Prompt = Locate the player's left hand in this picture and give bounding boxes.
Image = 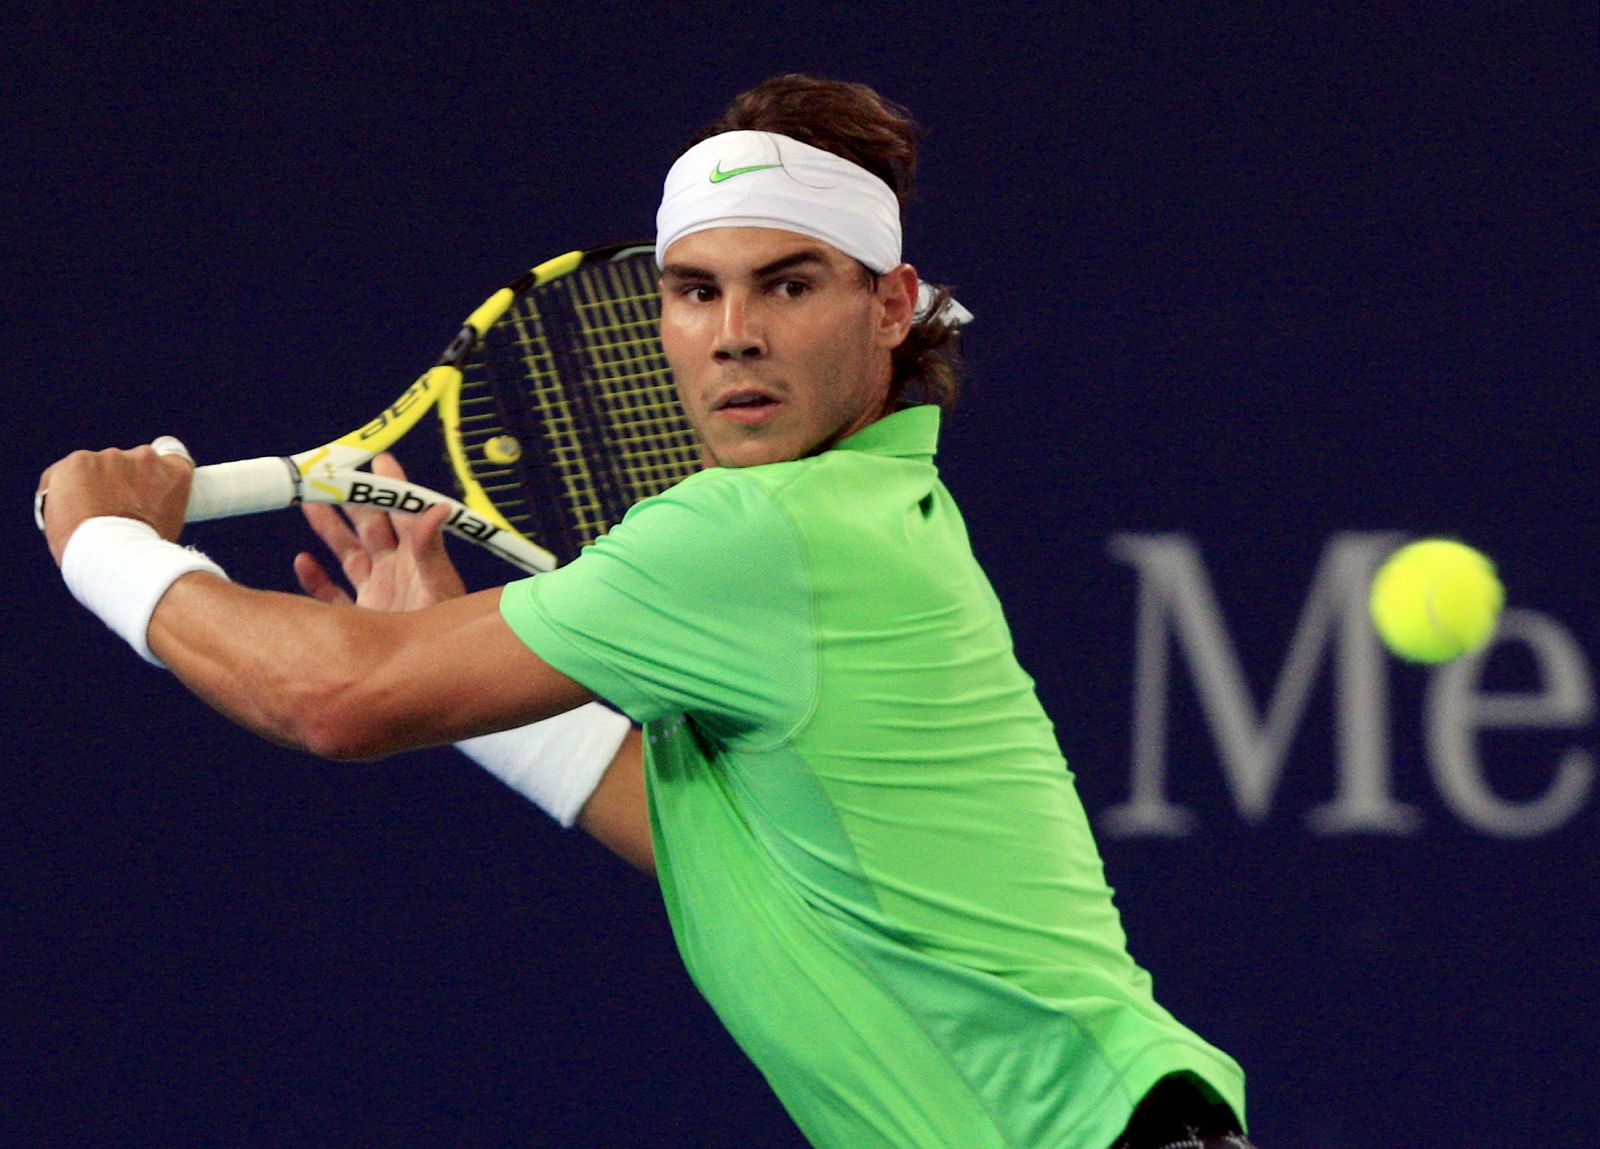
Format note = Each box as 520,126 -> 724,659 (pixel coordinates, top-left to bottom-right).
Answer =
36,437 -> 196,565
293,452 -> 467,611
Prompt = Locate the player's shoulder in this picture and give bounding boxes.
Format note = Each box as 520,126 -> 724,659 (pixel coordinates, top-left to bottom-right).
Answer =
651,455 -> 819,508
599,462 -> 804,556
613,446 -> 903,560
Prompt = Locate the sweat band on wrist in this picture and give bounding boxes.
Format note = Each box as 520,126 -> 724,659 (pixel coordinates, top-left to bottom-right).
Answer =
455,702 -> 631,828
60,516 -> 229,667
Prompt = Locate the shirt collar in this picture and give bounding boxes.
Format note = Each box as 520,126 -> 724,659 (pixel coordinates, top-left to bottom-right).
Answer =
834,404 -> 941,461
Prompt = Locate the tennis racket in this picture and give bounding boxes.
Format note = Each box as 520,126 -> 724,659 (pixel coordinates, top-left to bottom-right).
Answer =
148,243 -> 698,572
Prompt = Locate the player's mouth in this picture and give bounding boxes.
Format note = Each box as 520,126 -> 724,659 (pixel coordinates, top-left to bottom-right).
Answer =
713,389 -> 781,424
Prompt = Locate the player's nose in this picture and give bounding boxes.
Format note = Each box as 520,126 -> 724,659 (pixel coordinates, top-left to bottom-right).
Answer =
713,292 -> 765,360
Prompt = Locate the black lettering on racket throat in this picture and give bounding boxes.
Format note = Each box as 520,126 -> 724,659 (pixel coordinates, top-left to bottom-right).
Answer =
346,481 -> 502,543
356,370 -> 448,443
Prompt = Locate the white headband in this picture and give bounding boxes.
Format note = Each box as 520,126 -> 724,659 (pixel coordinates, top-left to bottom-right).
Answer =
655,130 -> 901,272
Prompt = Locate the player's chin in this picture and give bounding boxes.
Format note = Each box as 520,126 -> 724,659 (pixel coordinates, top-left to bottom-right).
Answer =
703,431 -> 802,470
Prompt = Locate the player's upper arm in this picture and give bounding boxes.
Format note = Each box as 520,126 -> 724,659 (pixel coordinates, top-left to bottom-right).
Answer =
498,471 -> 817,743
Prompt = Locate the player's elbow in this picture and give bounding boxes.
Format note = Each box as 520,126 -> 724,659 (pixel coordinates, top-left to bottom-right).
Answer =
295,715 -> 389,762
272,675 -> 413,762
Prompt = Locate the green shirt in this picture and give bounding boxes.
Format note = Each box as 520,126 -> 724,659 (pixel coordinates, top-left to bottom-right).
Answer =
500,406 -> 1245,1148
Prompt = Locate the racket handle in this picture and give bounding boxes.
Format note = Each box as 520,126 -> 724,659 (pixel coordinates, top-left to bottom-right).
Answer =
185,457 -> 299,522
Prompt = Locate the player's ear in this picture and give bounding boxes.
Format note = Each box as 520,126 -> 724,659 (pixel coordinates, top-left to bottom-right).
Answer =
874,263 -> 919,349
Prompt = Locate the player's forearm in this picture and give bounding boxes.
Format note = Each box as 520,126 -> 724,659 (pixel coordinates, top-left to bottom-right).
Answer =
148,575 -> 531,759
574,729 -> 655,872
147,573 -> 414,756
55,510 -> 600,764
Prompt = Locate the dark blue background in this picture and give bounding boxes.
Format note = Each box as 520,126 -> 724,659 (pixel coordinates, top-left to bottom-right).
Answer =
5,5 -> 1595,1146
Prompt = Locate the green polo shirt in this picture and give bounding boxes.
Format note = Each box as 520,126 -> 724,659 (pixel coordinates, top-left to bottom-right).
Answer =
500,405 -> 1245,1148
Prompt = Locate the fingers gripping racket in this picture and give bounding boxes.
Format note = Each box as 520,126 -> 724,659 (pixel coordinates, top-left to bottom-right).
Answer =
180,243 -> 698,572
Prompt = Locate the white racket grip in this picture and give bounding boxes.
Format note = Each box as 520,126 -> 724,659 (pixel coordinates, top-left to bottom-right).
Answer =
185,457 -> 299,522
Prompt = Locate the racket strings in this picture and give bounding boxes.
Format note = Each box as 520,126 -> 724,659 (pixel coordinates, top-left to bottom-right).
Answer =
455,250 -> 698,563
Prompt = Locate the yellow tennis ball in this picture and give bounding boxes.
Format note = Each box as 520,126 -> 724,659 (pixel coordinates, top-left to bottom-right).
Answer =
1369,539 -> 1504,664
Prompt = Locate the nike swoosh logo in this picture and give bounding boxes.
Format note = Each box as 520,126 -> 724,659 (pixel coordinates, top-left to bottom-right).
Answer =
709,161 -> 783,183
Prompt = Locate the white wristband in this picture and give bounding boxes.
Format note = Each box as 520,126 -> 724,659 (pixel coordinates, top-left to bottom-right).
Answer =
60,516 -> 229,667
456,703 -> 632,827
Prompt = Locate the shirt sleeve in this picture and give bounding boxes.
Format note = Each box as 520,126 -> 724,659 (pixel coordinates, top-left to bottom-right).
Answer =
498,469 -> 818,747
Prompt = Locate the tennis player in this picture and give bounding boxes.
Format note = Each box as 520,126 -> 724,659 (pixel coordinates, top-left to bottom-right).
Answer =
39,75 -> 1254,1149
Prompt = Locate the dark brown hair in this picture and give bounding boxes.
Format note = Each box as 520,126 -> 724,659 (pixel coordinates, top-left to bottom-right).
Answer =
690,74 -> 964,410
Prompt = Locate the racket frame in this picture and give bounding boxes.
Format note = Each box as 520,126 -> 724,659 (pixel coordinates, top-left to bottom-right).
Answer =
183,248 -> 624,574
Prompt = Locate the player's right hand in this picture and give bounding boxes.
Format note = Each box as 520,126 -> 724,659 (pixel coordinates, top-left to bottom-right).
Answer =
36,438 -> 196,565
